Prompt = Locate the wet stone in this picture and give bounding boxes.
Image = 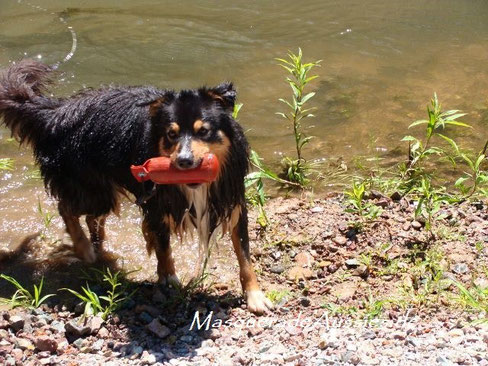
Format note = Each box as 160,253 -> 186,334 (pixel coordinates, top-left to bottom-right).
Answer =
269,265 -> 285,274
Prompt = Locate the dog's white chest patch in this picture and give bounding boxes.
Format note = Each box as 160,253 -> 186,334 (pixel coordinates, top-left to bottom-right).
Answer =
180,184 -> 210,245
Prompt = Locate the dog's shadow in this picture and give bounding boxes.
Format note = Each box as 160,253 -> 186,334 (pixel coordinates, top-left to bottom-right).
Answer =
0,234 -> 243,363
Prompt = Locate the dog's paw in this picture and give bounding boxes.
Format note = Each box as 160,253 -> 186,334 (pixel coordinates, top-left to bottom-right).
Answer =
159,274 -> 182,289
246,290 -> 274,315
82,246 -> 97,263
74,243 -> 97,263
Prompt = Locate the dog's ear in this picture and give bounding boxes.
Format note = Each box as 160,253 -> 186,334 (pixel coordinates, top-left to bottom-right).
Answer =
207,82 -> 236,111
138,92 -> 174,118
148,98 -> 165,118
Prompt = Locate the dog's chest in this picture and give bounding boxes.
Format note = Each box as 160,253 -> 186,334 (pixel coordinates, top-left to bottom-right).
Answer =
179,185 -> 210,243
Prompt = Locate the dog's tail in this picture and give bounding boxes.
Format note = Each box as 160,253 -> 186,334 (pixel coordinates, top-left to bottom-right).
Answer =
0,60 -> 56,144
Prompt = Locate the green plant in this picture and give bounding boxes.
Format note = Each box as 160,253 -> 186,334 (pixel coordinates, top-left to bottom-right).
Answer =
0,158 -> 14,171
245,152 -> 269,228
344,180 -> 382,223
362,292 -> 389,320
321,302 -> 358,317
245,150 -> 298,228
402,93 -> 470,180
0,274 -> 55,308
413,177 -> 451,236
37,198 -> 56,231
455,141 -> 488,198
266,289 -> 291,305
404,245 -> 448,306
276,48 -> 321,187
62,268 -> 136,320
451,280 -> 488,323
475,241 -> 485,255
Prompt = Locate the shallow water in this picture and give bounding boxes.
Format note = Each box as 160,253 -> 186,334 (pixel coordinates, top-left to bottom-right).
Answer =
0,0 -> 487,278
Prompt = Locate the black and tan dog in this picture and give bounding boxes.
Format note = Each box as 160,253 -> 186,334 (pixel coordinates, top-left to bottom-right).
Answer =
0,60 -> 273,314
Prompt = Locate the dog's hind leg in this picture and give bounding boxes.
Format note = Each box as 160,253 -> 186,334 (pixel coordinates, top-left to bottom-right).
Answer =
142,216 -> 181,288
86,215 -> 107,250
59,204 -> 96,263
231,207 -> 273,314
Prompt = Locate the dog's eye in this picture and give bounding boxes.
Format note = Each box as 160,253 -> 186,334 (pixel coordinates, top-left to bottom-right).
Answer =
197,127 -> 210,137
167,130 -> 178,140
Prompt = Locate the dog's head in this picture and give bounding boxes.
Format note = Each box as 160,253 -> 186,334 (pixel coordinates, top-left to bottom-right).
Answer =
149,83 -> 237,180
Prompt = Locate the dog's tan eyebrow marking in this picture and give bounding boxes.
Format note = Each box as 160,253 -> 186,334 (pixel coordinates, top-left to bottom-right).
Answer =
193,120 -> 210,134
167,122 -> 180,134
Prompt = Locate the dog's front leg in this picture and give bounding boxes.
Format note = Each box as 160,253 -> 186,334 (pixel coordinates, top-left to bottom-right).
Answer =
231,207 -> 273,314
142,215 -> 181,288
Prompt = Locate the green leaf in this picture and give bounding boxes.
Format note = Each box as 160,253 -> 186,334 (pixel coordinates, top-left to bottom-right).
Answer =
401,135 -> 418,142
301,92 -> 315,104
443,120 -> 472,128
436,133 -> 459,153
415,197 -> 425,217
443,112 -> 467,121
474,154 -> 485,170
408,120 -> 428,128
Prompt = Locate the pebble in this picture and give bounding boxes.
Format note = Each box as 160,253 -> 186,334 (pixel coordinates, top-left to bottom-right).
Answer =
98,326 -> 110,338
16,337 -> 34,350
11,348 -> 23,362
146,319 -> 171,338
50,320 -> 65,333
300,297 -> 311,307
92,339 -> 104,352
392,331 -> 406,340
73,338 -> 84,349
323,230 -> 334,239
8,315 -> 24,332
287,266 -> 314,280
139,312 -> 154,324
333,236 -> 347,245
411,221 -> 422,230
452,263 -> 469,274
345,258 -> 360,268
65,320 -> 91,338
295,251 -> 314,267
269,265 -> 285,274
89,315 -> 105,333
35,337 -> 57,353
141,351 -> 157,365
271,251 -> 282,260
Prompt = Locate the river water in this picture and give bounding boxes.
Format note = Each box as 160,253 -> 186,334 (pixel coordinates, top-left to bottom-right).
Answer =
0,0 -> 487,279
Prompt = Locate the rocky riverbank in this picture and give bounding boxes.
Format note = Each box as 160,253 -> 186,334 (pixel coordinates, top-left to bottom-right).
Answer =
0,194 -> 487,365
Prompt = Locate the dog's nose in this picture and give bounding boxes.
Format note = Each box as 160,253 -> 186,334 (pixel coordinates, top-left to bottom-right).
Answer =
175,156 -> 194,170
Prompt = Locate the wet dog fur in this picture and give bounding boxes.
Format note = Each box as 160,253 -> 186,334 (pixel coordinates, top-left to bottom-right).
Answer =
0,60 -> 273,314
